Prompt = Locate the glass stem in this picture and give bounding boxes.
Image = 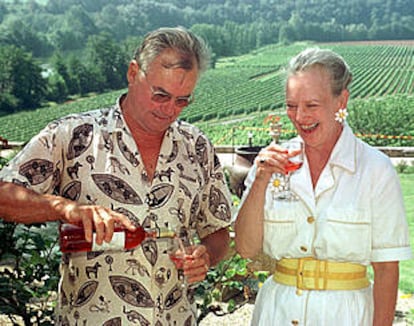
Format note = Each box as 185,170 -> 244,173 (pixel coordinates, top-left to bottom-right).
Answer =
285,172 -> 292,194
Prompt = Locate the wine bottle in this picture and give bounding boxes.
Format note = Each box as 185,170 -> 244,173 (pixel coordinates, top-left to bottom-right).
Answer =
59,223 -> 176,253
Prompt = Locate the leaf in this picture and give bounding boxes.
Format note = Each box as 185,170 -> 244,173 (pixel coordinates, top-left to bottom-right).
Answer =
227,299 -> 236,313
224,269 -> 236,279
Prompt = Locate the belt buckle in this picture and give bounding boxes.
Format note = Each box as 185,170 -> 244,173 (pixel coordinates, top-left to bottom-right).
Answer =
296,258 -> 327,292
296,259 -> 307,293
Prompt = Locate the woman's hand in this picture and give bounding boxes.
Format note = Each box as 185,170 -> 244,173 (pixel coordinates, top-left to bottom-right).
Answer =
255,143 -> 290,181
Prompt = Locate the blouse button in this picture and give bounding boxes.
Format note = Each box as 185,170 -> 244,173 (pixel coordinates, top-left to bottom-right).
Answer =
300,246 -> 308,252
291,319 -> 300,325
307,216 -> 315,223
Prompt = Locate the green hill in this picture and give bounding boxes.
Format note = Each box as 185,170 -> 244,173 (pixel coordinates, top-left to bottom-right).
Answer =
1,42 -> 414,147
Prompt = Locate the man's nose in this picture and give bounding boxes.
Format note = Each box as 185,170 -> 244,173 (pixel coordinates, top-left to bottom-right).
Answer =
160,100 -> 177,116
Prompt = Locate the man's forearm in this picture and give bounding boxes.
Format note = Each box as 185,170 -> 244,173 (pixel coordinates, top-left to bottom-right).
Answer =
201,227 -> 230,266
0,181 -> 61,223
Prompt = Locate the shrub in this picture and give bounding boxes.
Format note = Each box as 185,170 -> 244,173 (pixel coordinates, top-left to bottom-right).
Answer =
0,222 -> 61,325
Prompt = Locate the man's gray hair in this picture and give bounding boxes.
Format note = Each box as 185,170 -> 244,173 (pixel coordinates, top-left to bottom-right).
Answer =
286,47 -> 353,96
134,26 -> 210,76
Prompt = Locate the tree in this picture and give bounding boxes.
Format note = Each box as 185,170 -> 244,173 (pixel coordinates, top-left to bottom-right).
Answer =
0,48 -> 17,115
68,55 -> 102,95
0,45 -> 47,114
52,53 -> 78,96
118,3 -> 149,38
0,20 -> 52,57
191,24 -> 231,58
278,23 -> 296,45
86,32 -> 128,91
0,3 -> 8,23
46,73 -> 68,103
49,5 -> 98,52
81,0 -> 112,13
96,4 -> 130,40
345,24 -> 368,41
288,11 -> 305,41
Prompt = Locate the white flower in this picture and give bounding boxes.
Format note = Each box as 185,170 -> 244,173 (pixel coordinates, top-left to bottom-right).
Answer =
335,108 -> 348,123
270,174 -> 286,193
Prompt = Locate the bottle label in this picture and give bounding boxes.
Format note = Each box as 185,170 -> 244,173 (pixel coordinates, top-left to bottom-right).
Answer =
92,232 -> 125,251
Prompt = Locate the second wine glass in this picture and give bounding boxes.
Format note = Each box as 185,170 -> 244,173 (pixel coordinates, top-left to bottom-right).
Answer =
167,235 -> 194,291
271,140 -> 304,201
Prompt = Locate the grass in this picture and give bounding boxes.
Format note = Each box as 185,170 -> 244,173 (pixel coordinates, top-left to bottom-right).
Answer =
398,173 -> 414,293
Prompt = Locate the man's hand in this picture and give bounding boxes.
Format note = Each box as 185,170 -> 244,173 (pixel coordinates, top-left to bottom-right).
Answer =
183,244 -> 211,283
50,195 -> 136,245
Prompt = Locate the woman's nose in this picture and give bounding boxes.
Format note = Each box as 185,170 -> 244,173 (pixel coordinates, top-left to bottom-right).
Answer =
295,105 -> 307,122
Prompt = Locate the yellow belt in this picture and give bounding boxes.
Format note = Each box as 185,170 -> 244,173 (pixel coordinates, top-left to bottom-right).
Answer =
273,258 -> 370,293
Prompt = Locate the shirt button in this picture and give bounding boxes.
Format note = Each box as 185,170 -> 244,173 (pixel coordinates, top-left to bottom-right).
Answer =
307,216 -> 315,223
300,246 -> 307,252
291,319 -> 300,325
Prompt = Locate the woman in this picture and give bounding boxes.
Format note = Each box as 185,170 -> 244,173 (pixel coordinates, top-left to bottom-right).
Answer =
235,48 -> 412,325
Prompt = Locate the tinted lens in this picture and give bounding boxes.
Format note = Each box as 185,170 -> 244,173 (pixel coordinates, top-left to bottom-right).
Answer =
150,87 -> 193,108
175,97 -> 192,108
151,92 -> 171,103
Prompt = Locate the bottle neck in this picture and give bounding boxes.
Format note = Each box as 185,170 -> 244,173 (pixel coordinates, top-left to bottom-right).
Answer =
146,227 -> 176,239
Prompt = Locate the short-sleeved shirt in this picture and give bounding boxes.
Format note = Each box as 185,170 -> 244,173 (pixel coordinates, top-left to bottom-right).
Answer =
0,96 -> 232,325
244,124 -> 412,264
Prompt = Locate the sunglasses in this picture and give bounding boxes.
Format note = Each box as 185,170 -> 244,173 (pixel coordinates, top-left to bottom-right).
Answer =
143,72 -> 194,108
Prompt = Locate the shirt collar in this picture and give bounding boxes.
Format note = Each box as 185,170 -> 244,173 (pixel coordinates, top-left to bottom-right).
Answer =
328,122 -> 357,173
109,93 -> 128,133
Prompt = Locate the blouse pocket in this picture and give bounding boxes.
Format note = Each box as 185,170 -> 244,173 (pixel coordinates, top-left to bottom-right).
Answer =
262,203 -> 299,258
315,207 -> 371,262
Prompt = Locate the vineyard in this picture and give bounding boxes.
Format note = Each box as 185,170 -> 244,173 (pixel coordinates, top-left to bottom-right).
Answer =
1,42 -> 414,147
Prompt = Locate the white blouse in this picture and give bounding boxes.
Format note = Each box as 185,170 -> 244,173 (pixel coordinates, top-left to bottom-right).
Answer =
238,124 -> 412,325
241,124 -> 412,265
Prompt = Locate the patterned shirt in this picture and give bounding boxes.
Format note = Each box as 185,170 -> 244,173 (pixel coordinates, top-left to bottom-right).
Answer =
0,95 -> 232,325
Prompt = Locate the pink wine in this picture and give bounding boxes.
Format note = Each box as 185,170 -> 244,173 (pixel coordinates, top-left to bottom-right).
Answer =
169,254 -> 194,270
285,161 -> 303,174
59,223 -> 175,253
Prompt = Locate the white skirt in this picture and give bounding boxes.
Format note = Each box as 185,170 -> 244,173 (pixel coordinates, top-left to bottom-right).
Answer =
251,277 -> 373,326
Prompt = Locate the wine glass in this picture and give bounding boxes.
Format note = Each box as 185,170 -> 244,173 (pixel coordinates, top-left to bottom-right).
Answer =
271,140 -> 304,201
167,235 -> 195,291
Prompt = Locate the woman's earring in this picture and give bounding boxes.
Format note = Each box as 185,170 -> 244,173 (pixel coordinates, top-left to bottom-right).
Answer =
335,108 -> 348,124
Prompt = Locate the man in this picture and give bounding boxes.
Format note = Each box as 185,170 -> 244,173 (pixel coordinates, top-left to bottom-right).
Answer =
0,27 -> 232,325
